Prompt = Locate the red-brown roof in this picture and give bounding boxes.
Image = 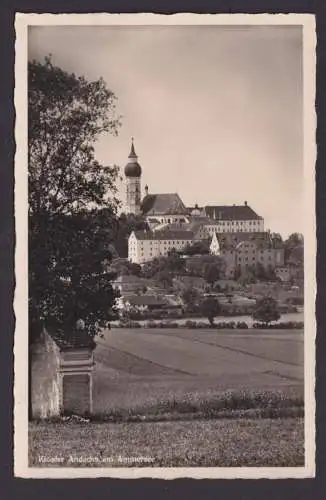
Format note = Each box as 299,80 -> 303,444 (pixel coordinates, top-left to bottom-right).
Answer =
204,204 -> 262,221
133,230 -> 194,241
141,193 -> 188,215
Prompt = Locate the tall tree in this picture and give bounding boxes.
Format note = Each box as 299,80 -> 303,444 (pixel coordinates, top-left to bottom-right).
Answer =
252,296 -> 281,326
114,213 -> 149,258
107,258 -> 142,277
29,56 -> 121,216
284,233 -> 304,263
201,297 -> 220,326
186,254 -> 225,278
183,240 -> 210,256
270,233 -> 283,247
181,287 -> 200,313
203,262 -> 221,286
142,250 -> 185,279
28,56 -> 121,348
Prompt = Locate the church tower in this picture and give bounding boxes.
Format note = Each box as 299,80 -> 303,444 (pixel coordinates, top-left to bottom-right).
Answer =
124,138 -> 142,215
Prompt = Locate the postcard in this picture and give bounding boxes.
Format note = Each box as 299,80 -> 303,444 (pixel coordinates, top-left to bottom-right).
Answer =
14,13 -> 316,479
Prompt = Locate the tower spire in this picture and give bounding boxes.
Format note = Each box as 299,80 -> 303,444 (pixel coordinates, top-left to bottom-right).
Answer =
124,137 -> 142,215
129,136 -> 137,160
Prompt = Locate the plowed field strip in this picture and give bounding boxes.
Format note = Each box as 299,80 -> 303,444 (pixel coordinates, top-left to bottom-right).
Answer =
153,332 -> 301,367
96,340 -> 192,376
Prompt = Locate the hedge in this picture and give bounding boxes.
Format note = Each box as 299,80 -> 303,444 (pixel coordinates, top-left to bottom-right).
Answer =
113,320 -> 304,330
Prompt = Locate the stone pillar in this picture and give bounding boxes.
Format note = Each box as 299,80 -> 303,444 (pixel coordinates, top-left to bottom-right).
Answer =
31,330 -> 61,419
59,347 -> 94,416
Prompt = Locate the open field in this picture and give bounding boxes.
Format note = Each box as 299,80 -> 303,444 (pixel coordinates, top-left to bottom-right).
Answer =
29,417 -> 304,467
93,328 -> 304,412
29,328 -> 304,467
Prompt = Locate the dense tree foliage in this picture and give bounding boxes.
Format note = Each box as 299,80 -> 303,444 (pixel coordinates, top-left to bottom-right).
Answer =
181,287 -> 200,312
183,240 -> 210,256
29,56 -> 121,348
252,296 -> 281,326
185,254 -> 225,279
203,263 -> 221,286
29,56 -> 121,216
234,263 -> 277,285
30,210 -> 120,341
114,213 -> 149,257
201,297 -> 221,326
270,232 -> 283,246
142,249 -> 185,279
107,257 -> 142,277
284,233 -> 304,263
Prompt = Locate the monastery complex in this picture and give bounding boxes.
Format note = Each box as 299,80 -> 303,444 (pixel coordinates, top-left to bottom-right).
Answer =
124,139 -> 284,277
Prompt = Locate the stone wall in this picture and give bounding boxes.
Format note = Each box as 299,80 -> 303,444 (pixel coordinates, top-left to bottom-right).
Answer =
31,330 -> 61,419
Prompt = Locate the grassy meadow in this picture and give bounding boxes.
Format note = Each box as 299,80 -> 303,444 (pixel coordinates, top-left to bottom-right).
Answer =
29,327 -> 305,467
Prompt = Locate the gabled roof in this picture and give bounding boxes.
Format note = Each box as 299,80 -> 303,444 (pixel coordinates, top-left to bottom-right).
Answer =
124,295 -> 168,307
133,230 -> 194,241
188,216 -> 218,225
217,231 -> 270,250
141,193 -> 188,215
204,204 -> 262,221
152,219 -> 219,236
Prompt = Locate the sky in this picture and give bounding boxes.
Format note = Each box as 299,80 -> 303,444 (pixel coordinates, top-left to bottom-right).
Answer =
28,24 -> 303,237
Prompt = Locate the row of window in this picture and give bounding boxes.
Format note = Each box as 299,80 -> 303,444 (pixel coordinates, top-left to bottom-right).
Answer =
211,220 -> 262,225
137,240 -> 187,247
238,256 -> 273,262
238,263 -> 274,269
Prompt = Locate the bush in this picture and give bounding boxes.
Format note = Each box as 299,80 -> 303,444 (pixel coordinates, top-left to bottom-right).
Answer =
116,320 -> 141,329
236,321 -> 249,329
180,320 -> 251,329
252,296 -> 281,325
185,320 -> 197,328
252,321 -> 304,329
145,321 -> 158,328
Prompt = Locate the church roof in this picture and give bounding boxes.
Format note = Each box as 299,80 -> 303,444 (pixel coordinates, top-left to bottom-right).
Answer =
125,138 -> 142,177
128,141 -> 137,159
204,204 -> 262,221
141,193 -> 188,216
125,162 -> 142,177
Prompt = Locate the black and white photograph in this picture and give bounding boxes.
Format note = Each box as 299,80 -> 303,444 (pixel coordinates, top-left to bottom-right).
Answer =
14,13 -> 316,478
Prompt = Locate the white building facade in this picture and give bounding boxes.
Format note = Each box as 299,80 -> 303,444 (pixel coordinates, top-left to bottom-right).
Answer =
204,203 -> 264,233
209,232 -> 221,256
128,230 -> 194,264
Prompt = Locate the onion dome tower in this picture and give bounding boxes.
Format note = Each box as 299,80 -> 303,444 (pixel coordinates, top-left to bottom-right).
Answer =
124,137 -> 142,215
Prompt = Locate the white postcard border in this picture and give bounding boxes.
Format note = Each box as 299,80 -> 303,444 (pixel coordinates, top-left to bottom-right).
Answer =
14,12 -> 316,479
